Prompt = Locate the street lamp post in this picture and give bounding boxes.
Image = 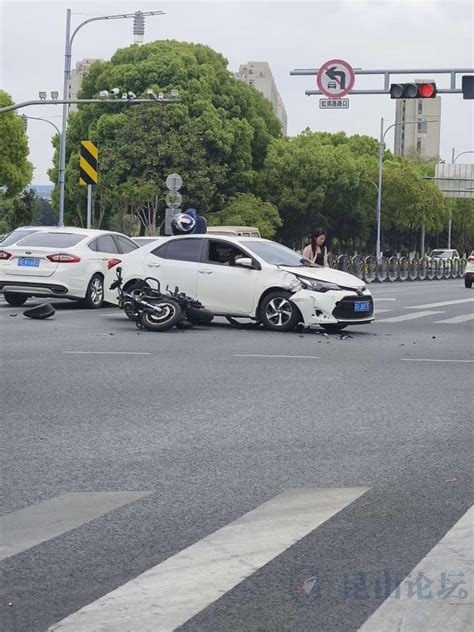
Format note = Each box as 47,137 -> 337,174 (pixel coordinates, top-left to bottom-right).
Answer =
453,150 -> 474,163
376,117 -> 436,259
57,8 -> 165,227
22,115 -> 62,194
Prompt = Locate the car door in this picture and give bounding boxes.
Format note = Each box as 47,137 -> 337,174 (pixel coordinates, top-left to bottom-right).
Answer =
144,238 -> 204,296
196,239 -> 259,315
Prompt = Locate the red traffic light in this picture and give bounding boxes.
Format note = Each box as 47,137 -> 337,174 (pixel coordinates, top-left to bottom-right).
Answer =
419,83 -> 435,98
390,82 -> 437,99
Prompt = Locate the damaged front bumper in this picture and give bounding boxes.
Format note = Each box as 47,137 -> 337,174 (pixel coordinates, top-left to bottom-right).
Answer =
290,289 -> 374,327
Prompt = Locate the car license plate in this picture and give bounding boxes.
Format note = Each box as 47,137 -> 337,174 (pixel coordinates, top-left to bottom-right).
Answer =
354,301 -> 370,313
18,258 -> 40,267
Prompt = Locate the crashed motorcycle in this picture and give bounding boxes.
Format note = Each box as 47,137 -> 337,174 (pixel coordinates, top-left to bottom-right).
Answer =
109,267 -> 213,332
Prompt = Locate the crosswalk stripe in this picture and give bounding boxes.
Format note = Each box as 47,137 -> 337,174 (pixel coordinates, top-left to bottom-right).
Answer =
0,492 -> 151,561
434,314 -> 474,324
49,487 -> 369,631
407,298 -> 474,309
358,506 -> 474,632
376,311 -> 443,323
374,309 -> 392,314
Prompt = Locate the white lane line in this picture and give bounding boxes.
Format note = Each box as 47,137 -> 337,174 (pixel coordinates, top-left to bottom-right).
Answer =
358,506 -> 474,632
373,298 -> 397,301
49,487 -> 369,632
233,354 -> 320,359
376,311 -> 443,323
0,492 -> 151,561
434,314 -> 474,324
63,351 -> 152,355
401,358 -> 474,364
407,298 -> 474,309
374,309 -> 392,314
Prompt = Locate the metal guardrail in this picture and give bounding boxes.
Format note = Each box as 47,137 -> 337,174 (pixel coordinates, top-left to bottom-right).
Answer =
329,256 -> 467,282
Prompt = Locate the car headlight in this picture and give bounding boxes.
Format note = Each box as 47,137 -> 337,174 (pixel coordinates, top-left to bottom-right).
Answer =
297,276 -> 342,292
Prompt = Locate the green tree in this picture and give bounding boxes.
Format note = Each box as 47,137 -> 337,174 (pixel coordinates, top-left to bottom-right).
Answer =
207,193 -> 282,239
0,91 -> 33,197
378,160 -> 445,253
258,131 -> 370,249
54,41 -> 281,229
0,188 -> 39,231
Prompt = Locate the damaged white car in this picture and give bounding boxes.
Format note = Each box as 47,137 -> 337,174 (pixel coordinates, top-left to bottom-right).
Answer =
104,235 -> 374,333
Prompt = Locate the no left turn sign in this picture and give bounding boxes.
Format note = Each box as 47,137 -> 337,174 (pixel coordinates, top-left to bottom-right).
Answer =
317,59 -> 355,98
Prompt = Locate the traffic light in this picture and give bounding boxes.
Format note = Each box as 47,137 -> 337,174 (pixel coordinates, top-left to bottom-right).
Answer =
462,75 -> 474,99
390,82 -> 437,99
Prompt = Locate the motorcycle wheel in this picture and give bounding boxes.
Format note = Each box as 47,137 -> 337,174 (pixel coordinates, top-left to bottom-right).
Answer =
185,304 -> 214,324
140,299 -> 183,332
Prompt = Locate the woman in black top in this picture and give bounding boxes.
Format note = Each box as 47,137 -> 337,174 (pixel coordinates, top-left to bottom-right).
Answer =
302,228 -> 328,266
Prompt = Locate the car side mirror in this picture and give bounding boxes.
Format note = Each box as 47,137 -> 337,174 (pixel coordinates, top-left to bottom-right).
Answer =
234,257 -> 254,268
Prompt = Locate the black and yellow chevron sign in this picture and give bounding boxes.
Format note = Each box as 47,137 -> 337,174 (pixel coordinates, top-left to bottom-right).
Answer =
79,140 -> 98,185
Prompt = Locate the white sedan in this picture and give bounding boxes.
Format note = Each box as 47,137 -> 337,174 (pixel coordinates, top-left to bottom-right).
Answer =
0,228 -> 139,308
105,235 -> 374,332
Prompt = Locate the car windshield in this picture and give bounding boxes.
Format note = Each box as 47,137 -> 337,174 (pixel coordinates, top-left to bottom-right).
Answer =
430,250 -> 452,257
0,229 -> 40,246
16,232 -> 86,247
240,240 -> 316,267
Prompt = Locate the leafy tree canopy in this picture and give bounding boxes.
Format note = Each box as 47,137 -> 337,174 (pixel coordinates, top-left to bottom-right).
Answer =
0,91 -> 33,196
56,41 -> 282,227
207,192 -> 282,239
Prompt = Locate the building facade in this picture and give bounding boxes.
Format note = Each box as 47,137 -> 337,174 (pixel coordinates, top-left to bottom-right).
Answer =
235,61 -> 287,135
69,59 -> 102,112
394,79 -> 441,159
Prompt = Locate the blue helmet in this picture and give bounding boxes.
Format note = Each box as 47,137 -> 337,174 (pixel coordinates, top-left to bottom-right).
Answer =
171,212 -> 196,235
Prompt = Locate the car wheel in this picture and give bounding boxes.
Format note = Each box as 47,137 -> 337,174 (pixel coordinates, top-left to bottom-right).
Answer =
465,278 -> 472,288
83,274 -> 104,309
259,291 -> 301,332
4,292 -> 28,307
321,324 -> 347,334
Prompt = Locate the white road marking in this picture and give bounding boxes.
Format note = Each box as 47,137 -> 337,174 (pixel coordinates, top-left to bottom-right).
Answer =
374,309 -> 392,314
434,314 -> 474,324
407,298 -> 474,309
63,351 -> 152,355
373,298 -> 397,301
233,354 -> 320,359
49,487 -> 369,632
358,506 -> 474,632
401,358 -> 474,364
376,311 -> 443,323
0,492 -> 151,561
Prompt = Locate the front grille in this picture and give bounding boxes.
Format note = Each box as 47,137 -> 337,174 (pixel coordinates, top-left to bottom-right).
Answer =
332,296 -> 374,320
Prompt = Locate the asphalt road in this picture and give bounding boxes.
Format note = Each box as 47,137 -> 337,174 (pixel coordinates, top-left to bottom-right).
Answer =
1,279 -> 473,632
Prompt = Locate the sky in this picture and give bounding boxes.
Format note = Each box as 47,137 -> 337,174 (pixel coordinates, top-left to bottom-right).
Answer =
1,0 -> 473,184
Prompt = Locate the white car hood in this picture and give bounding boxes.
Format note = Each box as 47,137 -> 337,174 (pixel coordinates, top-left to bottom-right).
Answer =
279,265 -> 364,289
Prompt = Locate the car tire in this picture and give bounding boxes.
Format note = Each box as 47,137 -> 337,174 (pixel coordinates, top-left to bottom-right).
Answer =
465,278 -> 472,288
83,274 -> 104,309
3,292 -> 29,307
259,290 -> 302,332
321,324 -> 347,334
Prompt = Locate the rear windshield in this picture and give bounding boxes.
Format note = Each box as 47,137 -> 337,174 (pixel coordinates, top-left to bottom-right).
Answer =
0,229 -> 40,246
16,233 -> 86,247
